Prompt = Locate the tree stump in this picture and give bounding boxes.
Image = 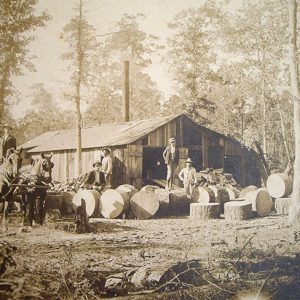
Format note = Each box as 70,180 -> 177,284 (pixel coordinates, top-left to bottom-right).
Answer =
243,188 -> 272,217
169,190 -> 191,215
191,186 -> 215,203
224,201 -> 252,221
100,189 -> 130,219
72,189 -> 101,217
190,203 -> 220,220
75,199 -> 90,233
275,197 -> 292,215
130,191 -> 160,219
267,173 -> 293,198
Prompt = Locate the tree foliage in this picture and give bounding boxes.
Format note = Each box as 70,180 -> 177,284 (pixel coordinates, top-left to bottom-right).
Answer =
0,0 -> 50,120
84,14 -> 163,125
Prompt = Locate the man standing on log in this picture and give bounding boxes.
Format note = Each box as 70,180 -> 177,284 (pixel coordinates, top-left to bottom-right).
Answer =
178,158 -> 197,197
163,137 -> 179,190
0,123 -> 16,160
81,160 -> 105,193
101,148 -> 113,188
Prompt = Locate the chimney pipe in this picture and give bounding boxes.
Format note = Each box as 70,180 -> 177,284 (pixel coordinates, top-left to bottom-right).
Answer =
122,61 -> 129,122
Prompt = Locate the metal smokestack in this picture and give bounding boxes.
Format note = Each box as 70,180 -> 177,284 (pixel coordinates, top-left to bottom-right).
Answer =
122,61 -> 129,122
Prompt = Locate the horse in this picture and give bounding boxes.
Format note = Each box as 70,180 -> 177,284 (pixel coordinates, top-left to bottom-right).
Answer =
20,152 -> 54,227
0,149 -> 23,231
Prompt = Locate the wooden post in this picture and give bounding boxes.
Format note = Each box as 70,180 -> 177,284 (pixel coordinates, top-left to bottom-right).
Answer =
202,134 -> 208,168
122,61 -> 129,122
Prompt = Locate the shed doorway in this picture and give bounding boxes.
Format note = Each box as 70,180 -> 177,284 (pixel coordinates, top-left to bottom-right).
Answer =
143,147 -> 167,181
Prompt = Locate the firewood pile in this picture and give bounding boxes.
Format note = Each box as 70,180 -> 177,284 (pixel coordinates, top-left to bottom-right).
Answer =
195,168 -> 241,191
50,173 -> 89,192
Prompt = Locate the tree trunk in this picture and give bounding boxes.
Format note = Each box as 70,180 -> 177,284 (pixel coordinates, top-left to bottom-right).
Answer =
72,189 -> 101,217
288,0 -> 300,224
266,173 -> 293,198
190,203 -> 220,220
224,201 -> 252,221
76,0 -> 83,176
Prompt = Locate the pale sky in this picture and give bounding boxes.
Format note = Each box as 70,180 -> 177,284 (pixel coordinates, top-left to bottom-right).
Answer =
12,0 -> 241,119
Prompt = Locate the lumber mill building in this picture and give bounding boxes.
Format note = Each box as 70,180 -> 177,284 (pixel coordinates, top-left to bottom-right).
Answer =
19,113 -> 261,189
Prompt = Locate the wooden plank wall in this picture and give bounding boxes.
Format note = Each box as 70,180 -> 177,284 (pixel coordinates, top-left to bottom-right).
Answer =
224,139 -> 242,156
30,147 -> 126,186
127,144 -> 143,189
148,120 -> 177,147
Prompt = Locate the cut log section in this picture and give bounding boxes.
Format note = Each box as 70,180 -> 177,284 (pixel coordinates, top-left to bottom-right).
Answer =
61,191 -> 75,215
190,203 -> 220,220
45,194 -> 63,211
225,187 -> 238,201
239,185 -> 258,199
192,186 -> 215,203
208,185 -> 230,212
100,189 -> 130,219
115,184 -> 138,199
274,197 -> 292,215
169,190 -> 191,215
267,173 -> 293,198
72,189 -> 101,217
224,201 -> 252,221
243,188 -> 272,217
140,185 -> 160,193
130,191 -> 160,219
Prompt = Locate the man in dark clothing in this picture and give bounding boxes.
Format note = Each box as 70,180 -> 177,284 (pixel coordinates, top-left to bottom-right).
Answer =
0,124 -> 16,159
163,137 -> 179,190
81,161 -> 105,193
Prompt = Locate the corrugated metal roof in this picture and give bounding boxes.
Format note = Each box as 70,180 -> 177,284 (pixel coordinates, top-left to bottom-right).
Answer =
26,114 -> 181,153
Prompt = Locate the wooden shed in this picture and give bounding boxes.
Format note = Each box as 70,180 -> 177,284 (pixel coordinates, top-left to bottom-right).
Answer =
19,114 -> 261,189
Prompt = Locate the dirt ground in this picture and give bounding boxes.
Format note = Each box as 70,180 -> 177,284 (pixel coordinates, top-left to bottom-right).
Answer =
1,212 -> 300,300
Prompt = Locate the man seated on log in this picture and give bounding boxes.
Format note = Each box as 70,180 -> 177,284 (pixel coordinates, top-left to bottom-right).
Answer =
178,158 -> 197,198
81,160 -> 105,193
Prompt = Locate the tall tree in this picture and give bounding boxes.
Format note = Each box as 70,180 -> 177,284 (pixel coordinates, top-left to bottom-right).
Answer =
0,0 -> 50,120
62,0 -> 97,175
85,14 -> 163,124
165,2 -> 225,124
288,0 -> 300,224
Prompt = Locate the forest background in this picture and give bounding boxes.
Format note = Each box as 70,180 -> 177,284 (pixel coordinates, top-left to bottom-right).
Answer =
0,0 -> 296,172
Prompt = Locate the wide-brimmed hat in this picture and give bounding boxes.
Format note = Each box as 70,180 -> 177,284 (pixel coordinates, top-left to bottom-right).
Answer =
186,158 -> 193,164
169,137 -> 176,143
3,123 -> 12,129
102,148 -> 111,153
93,160 -> 102,167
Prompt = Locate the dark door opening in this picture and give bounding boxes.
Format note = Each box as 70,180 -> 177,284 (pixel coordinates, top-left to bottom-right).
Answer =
224,155 -> 241,183
188,149 -> 202,172
143,147 -> 166,182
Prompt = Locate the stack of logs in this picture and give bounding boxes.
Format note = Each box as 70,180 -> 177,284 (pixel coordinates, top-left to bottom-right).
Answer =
46,169 -> 294,222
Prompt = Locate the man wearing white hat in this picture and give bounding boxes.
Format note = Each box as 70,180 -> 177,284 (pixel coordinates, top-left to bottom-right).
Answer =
163,137 -> 179,190
0,123 -> 16,159
178,158 -> 197,197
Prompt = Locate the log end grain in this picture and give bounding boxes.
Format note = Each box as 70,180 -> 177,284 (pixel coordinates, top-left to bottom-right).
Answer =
267,173 -> 293,198
224,201 -> 252,221
72,189 -> 101,217
190,203 -> 220,220
100,189 -> 125,219
130,191 -> 160,219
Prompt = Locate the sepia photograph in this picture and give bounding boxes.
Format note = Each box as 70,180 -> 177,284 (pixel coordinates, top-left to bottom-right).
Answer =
0,0 -> 300,299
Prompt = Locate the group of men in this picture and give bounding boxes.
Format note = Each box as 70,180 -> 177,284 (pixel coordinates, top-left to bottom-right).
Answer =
163,137 -> 197,197
81,148 -> 113,193
0,124 -> 16,161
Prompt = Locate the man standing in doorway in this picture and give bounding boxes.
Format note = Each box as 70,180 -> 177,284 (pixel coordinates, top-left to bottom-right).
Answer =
0,123 -> 16,159
163,137 -> 179,190
101,148 -> 113,188
178,158 -> 197,197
